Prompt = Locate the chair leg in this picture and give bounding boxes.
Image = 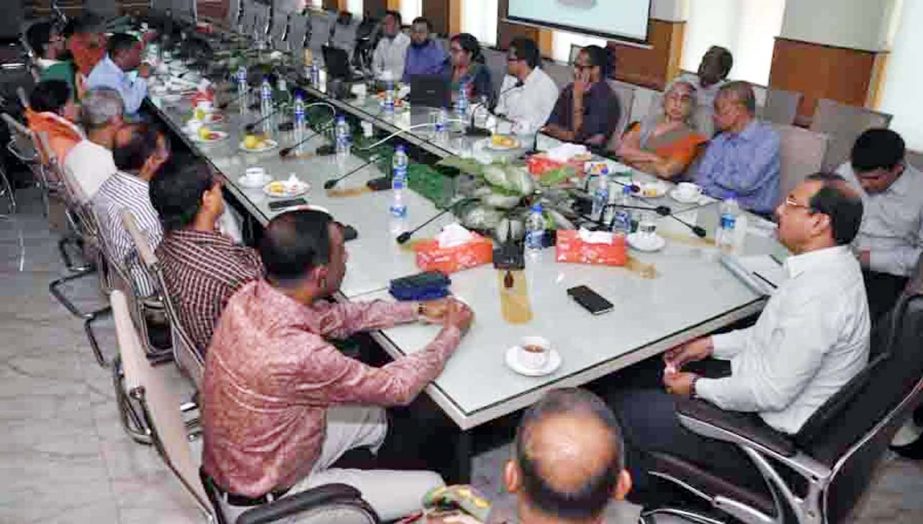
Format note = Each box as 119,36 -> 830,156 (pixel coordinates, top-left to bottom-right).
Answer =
57,235 -> 92,273
49,267 -> 98,319
85,306 -> 112,368
111,356 -> 153,446
0,164 -> 15,215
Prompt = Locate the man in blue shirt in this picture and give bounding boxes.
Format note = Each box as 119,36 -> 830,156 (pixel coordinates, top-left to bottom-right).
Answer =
696,81 -> 780,215
87,33 -> 150,116
402,17 -> 448,83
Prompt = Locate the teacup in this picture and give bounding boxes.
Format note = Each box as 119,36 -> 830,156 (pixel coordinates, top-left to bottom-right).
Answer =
196,100 -> 214,114
518,336 -> 551,371
244,167 -> 266,185
676,182 -> 702,200
186,119 -> 203,134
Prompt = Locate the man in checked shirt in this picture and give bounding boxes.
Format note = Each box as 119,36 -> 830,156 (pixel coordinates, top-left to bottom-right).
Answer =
201,209 -> 474,522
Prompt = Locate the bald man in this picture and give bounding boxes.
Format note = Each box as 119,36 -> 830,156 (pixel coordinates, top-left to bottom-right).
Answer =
496,388 -> 632,523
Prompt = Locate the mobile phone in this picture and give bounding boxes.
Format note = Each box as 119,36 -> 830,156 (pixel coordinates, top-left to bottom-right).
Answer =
567,285 -> 614,315
268,198 -> 307,211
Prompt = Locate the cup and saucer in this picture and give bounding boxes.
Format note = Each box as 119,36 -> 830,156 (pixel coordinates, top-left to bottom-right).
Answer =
670,182 -> 705,204
628,217 -> 666,252
505,336 -> 562,377
238,167 -> 272,189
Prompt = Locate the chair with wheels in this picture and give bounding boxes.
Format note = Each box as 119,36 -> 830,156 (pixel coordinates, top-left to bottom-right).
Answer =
642,265 -> 923,524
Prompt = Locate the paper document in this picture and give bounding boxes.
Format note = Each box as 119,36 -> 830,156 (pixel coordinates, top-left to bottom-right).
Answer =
719,254 -> 787,296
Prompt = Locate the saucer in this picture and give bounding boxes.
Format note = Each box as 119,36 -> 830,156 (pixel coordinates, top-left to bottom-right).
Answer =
238,174 -> 272,188
264,179 -> 309,198
669,189 -> 703,204
627,232 -> 666,252
640,182 -> 668,198
505,346 -> 562,377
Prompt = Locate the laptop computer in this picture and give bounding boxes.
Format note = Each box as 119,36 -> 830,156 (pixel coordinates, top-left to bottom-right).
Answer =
408,74 -> 451,109
322,45 -> 353,82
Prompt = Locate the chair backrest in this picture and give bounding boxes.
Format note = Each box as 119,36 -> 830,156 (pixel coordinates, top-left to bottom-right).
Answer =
809,98 -> 893,171
606,80 -> 635,145
542,60 -> 572,92
2,112 -> 38,165
270,12 -> 290,50
121,209 -> 205,389
770,123 -> 830,206
240,2 -> 260,33
906,149 -> 923,171
287,13 -> 309,55
793,261 -> 923,521
760,88 -> 802,126
330,17 -> 360,56
111,289 -> 213,519
483,48 -> 507,100
308,11 -> 334,66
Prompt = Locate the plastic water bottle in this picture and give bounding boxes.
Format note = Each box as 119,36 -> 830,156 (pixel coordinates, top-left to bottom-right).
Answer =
310,62 -> 320,88
259,77 -> 273,133
611,186 -> 635,234
293,95 -> 306,153
435,107 -> 448,143
276,77 -> 290,105
525,203 -> 545,255
455,81 -> 469,131
591,174 -> 610,223
390,145 -> 409,219
383,79 -> 395,117
717,193 -> 740,251
335,116 -> 351,163
236,66 -> 248,113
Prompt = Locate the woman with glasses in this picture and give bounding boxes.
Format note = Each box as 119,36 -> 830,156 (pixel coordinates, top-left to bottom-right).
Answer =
448,33 -> 494,107
615,80 -> 708,180
542,45 -> 620,147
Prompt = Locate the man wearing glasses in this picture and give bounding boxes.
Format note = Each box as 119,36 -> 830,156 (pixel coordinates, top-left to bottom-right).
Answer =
401,17 -> 448,83
610,174 -> 869,503
494,37 -> 559,135
837,129 -> 923,322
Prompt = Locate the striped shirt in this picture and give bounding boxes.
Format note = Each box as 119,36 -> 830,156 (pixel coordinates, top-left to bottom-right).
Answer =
92,172 -> 163,297
156,229 -> 263,354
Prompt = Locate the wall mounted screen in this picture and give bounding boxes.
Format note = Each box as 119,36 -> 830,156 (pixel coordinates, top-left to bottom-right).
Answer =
506,0 -> 652,43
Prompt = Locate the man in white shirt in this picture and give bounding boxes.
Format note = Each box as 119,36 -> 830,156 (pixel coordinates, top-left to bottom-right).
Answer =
493,37 -> 559,135
678,45 -> 733,137
86,33 -> 151,115
837,129 -> 923,321
372,11 -> 410,81
64,87 -> 125,202
611,173 -> 869,503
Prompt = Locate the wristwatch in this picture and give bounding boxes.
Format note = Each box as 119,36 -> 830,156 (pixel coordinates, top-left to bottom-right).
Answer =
416,302 -> 427,318
690,374 -> 701,399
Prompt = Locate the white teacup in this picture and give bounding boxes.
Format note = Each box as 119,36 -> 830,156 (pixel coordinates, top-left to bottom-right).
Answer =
186,119 -> 203,134
196,100 -> 214,113
518,336 -> 551,371
676,182 -> 702,200
244,167 -> 266,185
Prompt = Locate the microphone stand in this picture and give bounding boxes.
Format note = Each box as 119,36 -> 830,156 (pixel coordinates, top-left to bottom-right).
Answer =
323,155 -> 382,189
467,80 -> 524,137
278,119 -> 336,157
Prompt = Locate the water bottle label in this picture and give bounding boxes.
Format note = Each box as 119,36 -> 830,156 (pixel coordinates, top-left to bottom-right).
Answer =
526,230 -> 544,249
720,213 -> 737,231
389,204 -> 407,218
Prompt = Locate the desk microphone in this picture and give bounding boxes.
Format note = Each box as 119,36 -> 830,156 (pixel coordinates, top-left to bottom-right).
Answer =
466,79 -> 523,137
218,88 -> 250,110
396,197 -> 479,244
278,119 -> 336,158
244,105 -> 289,133
323,155 -> 382,189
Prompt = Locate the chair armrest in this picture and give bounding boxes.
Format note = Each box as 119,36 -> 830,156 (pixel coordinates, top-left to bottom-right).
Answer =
236,483 -> 376,524
675,397 -> 797,457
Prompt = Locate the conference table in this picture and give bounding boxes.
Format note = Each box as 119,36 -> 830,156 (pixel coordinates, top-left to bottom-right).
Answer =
146,53 -> 787,480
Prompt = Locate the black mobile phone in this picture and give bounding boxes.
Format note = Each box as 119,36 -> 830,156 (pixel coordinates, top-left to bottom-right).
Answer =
268,198 -> 307,211
567,285 -> 614,315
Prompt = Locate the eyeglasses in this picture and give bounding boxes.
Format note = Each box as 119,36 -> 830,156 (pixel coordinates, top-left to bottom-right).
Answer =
784,195 -> 815,213
573,63 -> 594,71
507,56 -> 524,63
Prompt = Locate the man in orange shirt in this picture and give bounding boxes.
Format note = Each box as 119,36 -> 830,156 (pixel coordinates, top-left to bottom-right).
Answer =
26,80 -> 84,165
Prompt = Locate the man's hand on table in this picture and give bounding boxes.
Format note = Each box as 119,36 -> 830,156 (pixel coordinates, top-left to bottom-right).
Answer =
663,371 -> 698,398
663,336 -> 713,371
138,63 -> 152,78
443,299 -> 474,335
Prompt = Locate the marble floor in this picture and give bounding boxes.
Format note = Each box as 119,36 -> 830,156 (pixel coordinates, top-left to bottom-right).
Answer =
2,187 -> 923,523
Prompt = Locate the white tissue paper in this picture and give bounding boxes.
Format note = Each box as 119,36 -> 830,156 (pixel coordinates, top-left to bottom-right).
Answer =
197,79 -> 211,93
437,223 -> 475,249
547,143 -> 589,163
578,228 -> 613,245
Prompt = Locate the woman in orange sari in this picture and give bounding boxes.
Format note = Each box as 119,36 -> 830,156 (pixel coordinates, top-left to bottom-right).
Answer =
26,80 -> 84,165
615,80 -> 707,180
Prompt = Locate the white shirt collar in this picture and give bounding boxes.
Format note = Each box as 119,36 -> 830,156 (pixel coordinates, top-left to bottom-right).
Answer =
785,245 -> 851,279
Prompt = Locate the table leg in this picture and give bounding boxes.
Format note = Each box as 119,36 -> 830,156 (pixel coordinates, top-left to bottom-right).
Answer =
448,429 -> 473,484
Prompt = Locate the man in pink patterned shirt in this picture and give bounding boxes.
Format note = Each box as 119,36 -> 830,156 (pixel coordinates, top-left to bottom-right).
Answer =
201,209 -> 473,521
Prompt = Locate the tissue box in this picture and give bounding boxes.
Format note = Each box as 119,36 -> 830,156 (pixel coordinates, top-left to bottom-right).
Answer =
526,154 -> 590,178
555,230 -> 627,266
414,234 -> 493,274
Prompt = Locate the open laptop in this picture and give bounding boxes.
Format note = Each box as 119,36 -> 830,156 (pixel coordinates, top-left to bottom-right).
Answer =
322,45 -> 353,82
408,74 -> 451,109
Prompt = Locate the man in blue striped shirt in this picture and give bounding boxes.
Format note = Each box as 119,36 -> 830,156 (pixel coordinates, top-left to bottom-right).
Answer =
86,33 -> 150,116
696,81 -> 781,215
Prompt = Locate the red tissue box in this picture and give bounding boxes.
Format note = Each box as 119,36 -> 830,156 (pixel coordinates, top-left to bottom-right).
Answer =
555,230 -> 627,267
414,234 -> 494,274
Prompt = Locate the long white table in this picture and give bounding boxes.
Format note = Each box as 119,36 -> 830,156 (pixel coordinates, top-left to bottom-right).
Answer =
147,57 -> 787,435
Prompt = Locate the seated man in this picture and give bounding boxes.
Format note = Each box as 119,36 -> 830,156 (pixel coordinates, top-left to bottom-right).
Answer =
63,12 -> 107,80
488,388 -> 632,523
402,17 -> 448,82
613,174 -> 869,503
678,45 -> 733,136
372,10 -> 410,81
494,37 -> 560,135
87,33 -> 151,115
26,79 -> 83,165
64,87 -> 125,202
93,125 -> 170,297
838,129 -> 923,321
149,163 -> 263,354
26,20 -> 75,93
543,45 -> 621,147
201,209 -> 474,522
695,81 -> 780,215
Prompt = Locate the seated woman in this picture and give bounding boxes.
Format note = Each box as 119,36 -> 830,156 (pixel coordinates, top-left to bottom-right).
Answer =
542,45 -> 620,147
615,80 -> 707,180
449,33 -> 493,106
26,79 -> 84,165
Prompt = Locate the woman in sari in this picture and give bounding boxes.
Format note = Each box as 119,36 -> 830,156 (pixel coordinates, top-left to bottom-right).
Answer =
615,80 -> 707,180
26,79 -> 84,165
449,33 -> 493,106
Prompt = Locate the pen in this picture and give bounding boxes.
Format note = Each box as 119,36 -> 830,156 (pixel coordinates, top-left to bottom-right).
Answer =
752,271 -> 778,290
769,254 -> 783,266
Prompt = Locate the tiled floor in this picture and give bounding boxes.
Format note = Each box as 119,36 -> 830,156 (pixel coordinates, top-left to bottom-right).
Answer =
2,188 -> 923,523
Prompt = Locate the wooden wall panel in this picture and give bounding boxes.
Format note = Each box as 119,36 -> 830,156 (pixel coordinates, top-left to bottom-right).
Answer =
196,0 -> 227,22
495,0 -> 550,54
609,19 -> 684,90
363,0 -> 389,19
423,0 -> 450,36
323,0 -> 338,11
769,37 -> 880,119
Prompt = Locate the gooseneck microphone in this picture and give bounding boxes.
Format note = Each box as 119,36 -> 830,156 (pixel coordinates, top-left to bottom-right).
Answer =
466,79 -> 524,137
278,119 -> 337,158
395,198 -> 479,244
323,155 -> 382,189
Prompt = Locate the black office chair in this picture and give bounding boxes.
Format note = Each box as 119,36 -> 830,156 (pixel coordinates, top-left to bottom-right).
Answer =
642,256 -> 923,524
